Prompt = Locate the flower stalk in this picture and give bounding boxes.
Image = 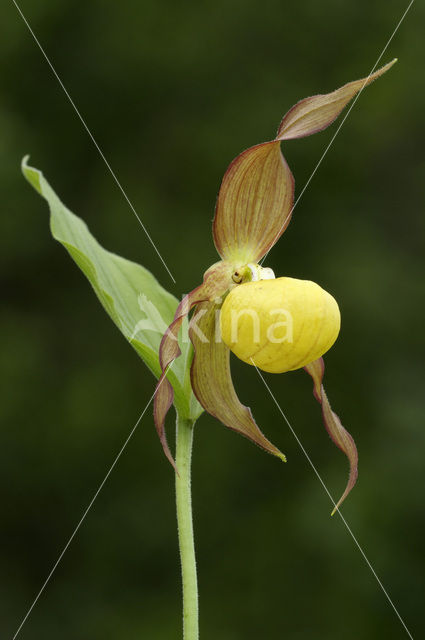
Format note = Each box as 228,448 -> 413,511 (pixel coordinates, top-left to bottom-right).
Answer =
175,414 -> 199,640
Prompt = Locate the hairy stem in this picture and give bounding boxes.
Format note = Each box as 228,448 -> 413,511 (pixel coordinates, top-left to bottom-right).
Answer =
175,414 -> 198,639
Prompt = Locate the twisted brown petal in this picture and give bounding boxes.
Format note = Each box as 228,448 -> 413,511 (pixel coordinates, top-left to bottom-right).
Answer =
304,357 -> 358,515
213,141 -> 294,263
277,59 -> 397,140
190,300 -> 286,461
154,262 -> 233,465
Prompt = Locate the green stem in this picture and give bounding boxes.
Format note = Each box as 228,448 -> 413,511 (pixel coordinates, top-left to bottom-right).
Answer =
175,413 -> 198,640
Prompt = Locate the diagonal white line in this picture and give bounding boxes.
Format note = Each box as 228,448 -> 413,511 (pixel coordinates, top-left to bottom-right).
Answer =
10,382 -> 161,640
253,363 -> 414,640
261,0 -> 415,266
11,0 -> 176,284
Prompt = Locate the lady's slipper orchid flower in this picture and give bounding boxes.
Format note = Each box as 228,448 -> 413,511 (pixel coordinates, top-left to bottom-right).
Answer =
155,59 -> 396,513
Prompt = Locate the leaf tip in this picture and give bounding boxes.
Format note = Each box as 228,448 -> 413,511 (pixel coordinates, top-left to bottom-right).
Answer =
21,155 -> 43,195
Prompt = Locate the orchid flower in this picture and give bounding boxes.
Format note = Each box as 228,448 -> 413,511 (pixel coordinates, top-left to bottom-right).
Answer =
155,59 -> 396,514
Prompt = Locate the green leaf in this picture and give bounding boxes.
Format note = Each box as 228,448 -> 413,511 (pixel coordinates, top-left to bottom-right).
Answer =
22,156 -> 202,420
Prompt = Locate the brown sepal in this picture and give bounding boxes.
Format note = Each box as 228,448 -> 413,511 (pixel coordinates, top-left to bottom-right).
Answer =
190,300 -> 286,461
213,141 -> 294,263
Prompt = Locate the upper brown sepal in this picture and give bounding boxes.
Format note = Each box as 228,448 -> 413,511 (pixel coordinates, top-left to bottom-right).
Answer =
213,141 -> 294,263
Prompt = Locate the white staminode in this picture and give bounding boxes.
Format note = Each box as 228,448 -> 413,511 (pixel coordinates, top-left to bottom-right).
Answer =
247,263 -> 276,282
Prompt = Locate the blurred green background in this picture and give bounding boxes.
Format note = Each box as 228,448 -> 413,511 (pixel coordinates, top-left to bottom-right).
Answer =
1,1 -> 424,638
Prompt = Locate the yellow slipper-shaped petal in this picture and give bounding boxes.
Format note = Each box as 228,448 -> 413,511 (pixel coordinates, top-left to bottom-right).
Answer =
220,277 -> 340,373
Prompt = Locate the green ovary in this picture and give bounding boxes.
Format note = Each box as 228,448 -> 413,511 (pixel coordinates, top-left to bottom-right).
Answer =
220,277 -> 340,373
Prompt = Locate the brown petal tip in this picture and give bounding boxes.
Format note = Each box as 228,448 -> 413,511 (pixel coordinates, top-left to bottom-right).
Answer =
305,358 -> 358,515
